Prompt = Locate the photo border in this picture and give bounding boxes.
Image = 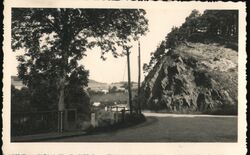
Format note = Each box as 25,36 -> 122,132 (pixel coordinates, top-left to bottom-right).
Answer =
3,1 -> 247,155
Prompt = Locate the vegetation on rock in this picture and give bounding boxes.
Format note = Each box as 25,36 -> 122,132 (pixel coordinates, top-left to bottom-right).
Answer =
141,10 -> 238,115
144,10 -> 238,74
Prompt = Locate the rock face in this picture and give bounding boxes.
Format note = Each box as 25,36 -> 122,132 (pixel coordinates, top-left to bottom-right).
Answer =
141,43 -> 238,115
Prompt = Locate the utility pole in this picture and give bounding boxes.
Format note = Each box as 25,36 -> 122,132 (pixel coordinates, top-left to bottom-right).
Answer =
126,47 -> 133,114
137,41 -> 141,114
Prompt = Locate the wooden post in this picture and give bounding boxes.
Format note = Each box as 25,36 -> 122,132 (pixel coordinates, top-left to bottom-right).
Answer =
60,111 -> 63,132
91,113 -> 96,127
138,41 -> 142,114
57,112 -> 60,132
75,109 -> 77,123
122,108 -> 125,122
64,109 -> 68,130
126,47 -> 133,114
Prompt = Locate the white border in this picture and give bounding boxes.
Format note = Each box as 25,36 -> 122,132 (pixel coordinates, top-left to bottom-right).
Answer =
3,1 -> 247,155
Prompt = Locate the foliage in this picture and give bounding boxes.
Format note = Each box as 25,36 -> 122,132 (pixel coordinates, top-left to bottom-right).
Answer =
143,10 -> 238,74
143,63 -> 150,75
11,85 -> 32,112
65,82 -> 91,114
124,113 -> 146,124
12,8 -> 149,112
121,82 -> 132,89
90,90 -> 137,103
87,88 -> 106,95
208,104 -> 237,115
109,86 -> 118,93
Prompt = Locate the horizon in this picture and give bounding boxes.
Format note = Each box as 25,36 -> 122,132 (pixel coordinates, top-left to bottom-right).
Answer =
11,75 -> 139,85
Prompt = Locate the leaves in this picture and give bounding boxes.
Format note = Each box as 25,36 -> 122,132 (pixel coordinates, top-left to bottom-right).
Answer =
12,8 -> 148,111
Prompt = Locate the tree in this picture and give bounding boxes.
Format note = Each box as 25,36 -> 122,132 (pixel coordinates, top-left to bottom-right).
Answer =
143,63 -> 150,75
167,26 -> 182,48
121,82 -> 130,90
201,10 -> 238,40
183,9 -> 201,36
144,9 -> 238,80
109,86 -> 118,93
65,80 -> 91,118
12,8 -> 149,113
11,85 -> 32,112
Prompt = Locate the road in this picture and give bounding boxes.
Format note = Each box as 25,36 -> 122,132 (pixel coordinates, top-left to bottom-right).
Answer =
46,112 -> 237,142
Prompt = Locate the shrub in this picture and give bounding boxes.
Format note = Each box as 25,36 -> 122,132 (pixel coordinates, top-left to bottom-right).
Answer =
205,104 -> 237,115
124,113 -> 146,124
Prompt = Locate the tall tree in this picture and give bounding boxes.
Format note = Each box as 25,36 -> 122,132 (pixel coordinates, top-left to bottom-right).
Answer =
12,8 -> 149,113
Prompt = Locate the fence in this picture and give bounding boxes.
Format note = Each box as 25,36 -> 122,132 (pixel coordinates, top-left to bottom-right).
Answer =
11,109 -> 77,136
91,105 -> 129,128
106,105 -> 127,112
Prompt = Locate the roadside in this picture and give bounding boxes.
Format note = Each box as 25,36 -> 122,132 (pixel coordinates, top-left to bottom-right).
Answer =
143,111 -> 238,118
11,130 -> 87,142
11,113 -> 146,142
12,112 -> 237,142
44,112 -> 237,142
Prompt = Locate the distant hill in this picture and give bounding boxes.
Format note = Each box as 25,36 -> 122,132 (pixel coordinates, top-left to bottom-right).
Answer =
88,80 -> 138,91
110,81 -> 138,90
11,76 -> 109,91
11,76 -> 137,92
88,79 -> 109,91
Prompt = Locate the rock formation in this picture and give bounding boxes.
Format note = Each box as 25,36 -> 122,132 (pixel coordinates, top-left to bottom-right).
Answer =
141,43 -> 238,115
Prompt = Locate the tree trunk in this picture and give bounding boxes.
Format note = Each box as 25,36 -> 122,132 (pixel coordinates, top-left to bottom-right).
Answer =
58,76 -> 66,132
58,77 -> 66,111
58,9 -> 71,132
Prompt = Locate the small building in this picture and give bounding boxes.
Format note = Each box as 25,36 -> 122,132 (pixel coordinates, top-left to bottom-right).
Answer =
11,76 -> 26,90
93,102 -> 101,107
101,89 -> 109,94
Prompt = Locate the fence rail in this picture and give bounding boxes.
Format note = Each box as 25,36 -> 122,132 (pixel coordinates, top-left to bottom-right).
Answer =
11,109 -> 77,136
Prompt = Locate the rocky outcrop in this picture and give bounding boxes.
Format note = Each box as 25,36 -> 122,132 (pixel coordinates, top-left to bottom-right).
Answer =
141,43 -> 238,115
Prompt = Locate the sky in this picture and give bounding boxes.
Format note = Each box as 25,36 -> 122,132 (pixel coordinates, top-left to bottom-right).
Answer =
10,8 -> 204,84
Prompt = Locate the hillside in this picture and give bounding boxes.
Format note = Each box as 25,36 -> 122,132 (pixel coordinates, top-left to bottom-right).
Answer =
141,42 -> 238,115
110,81 -> 138,90
87,79 -> 109,91
90,90 -> 137,103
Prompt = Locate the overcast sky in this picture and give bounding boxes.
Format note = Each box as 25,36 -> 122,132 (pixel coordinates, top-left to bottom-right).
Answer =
81,8 -> 204,83
10,8 -> 204,83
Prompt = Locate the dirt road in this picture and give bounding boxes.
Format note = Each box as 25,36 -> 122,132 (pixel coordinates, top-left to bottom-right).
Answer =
46,113 -> 237,142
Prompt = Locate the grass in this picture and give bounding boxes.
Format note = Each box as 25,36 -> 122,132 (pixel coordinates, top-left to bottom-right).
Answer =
47,114 -> 237,142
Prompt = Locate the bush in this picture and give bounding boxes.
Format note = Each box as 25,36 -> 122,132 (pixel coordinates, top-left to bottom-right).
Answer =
205,104 -> 237,115
124,113 -> 146,124
225,42 -> 238,51
188,32 -> 207,43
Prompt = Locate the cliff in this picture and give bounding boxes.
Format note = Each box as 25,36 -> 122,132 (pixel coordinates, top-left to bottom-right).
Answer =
141,42 -> 238,115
